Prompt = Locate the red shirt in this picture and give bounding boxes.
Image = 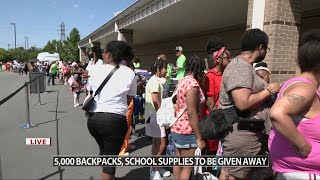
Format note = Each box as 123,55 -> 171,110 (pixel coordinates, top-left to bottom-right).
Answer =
202,69 -> 222,117
202,69 -> 222,153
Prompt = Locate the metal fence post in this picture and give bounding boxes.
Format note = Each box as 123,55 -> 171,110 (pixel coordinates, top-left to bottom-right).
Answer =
35,77 -> 45,106
19,82 -> 37,129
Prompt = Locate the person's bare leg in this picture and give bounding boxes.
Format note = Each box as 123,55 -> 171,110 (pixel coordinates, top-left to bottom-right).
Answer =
151,138 -> 161,171
179,148 -> 196,180
173,148 -> 182,180
101,172 -> 113,180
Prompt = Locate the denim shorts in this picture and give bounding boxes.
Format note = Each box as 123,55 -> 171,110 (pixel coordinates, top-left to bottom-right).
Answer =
170,132 -> 198,149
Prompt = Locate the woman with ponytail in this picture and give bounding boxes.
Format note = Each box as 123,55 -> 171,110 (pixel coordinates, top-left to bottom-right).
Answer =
144,57 -> 170,179
171,55 -> 206,180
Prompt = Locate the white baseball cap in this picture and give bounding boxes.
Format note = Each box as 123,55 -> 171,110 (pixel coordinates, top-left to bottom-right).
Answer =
175,46 -> 183,51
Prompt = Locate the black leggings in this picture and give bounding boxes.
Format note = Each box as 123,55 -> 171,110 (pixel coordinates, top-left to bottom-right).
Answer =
87,112 -> 128,175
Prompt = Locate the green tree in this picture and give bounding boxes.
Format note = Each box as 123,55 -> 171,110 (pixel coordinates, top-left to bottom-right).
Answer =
27,46 -> 42,59
63,28 -> 81,61
43,40 -> 56,53
38,27 -> 81,62
0,48 -> 11,62
10,47 -> 29,62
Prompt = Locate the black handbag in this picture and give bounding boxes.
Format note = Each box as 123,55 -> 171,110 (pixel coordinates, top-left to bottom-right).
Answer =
199,106 -> 239,140
82,65 -> 119,112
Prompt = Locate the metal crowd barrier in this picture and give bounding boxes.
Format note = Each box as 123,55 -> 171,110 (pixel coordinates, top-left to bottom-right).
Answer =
0,74 -> 46,129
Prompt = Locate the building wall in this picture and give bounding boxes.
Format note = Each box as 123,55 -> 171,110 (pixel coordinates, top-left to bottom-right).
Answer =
246,0 -> 254,29
134,25 -> 246,71
301,8 -> 320,33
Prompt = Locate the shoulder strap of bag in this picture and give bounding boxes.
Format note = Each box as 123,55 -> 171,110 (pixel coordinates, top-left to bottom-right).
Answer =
173,78 -> 189,120
93,65 -> 119,97
214,92 -> 220,107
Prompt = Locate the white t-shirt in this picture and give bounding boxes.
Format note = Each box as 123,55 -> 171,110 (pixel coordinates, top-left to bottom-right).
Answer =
89,64 -> 137,116
86,59 -> 104,90
86,59 -> 104,74
58,61 -> 63,70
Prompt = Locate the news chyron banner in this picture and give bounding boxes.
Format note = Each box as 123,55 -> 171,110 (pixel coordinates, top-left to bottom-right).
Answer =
53,155 -> 269,167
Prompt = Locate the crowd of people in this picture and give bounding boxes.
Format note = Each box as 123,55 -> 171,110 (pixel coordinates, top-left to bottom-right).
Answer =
69,29 -> 320,180
2,28 -> 319,180
81,29 -> 320,180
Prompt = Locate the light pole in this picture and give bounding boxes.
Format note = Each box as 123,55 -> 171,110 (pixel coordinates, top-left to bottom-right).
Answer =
10,23 -> 16,49
25,36 -> 28,50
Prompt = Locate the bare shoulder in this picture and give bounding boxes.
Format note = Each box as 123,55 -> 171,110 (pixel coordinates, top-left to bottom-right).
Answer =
282,82 -> 316,106
270,82 -> 316,116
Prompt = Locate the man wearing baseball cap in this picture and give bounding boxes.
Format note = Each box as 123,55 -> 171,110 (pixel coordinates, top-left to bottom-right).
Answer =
173,46 -> 186,80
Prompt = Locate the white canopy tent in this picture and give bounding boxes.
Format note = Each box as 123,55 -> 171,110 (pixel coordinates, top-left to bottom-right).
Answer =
37,52 -> 60,62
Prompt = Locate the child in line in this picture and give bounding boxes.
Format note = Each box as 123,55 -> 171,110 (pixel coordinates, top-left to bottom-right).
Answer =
69,74 -> 81,107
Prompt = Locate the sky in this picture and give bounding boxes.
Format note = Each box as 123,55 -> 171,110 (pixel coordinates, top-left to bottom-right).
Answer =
0,0 -> 137,50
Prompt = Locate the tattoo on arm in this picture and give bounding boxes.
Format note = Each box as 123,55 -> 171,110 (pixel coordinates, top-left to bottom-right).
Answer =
286,94 -> 305,105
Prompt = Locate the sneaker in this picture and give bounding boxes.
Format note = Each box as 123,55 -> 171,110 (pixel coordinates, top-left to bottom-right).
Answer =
74,103 -> 80,107
132,133 -> 141,137
159,168 -> 170,177
119,152 -> 129,156
150,171 -> 162,180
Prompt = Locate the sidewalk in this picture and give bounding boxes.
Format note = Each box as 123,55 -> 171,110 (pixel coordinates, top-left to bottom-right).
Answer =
0,72 -> 163,180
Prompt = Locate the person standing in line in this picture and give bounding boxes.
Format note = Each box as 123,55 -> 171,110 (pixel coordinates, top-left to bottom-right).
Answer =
23,62 -> 29,76
87,41 -> 136,180
218,29 -> 281,180
119,60 -> 134,156
269,31 -> 320,179
253,62 -> 271,83
173,46 -> 186,80
5,61 -> 10,71
144,58 -> 170,180
203,37 -> 232,155
69,74 -> 81,107
133,56 -> 141,69
171,55 -> 206,180
9,61 -> 13,72
62,62 -> 70,85
83,46 -> 104,95
157,54 -> 172,98
58,60 -> 64,83
47,61 -> 57,86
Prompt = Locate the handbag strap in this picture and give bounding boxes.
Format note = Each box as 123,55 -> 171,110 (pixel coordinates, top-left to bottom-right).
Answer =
93,65 -> 119,97
172,79 -> 187,120
194,148 -> 203,174
213,93 -> 220,108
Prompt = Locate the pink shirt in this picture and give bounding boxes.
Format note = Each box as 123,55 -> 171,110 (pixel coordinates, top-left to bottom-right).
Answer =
171,75 -> 205,135
268,77 -> 320,175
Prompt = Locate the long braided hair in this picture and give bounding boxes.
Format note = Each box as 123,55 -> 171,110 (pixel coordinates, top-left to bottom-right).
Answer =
151,57 -> 168,75
185,54 -> 205,82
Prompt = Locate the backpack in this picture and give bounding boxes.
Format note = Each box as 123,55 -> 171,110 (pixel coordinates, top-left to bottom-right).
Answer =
156,81 -> 186,128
